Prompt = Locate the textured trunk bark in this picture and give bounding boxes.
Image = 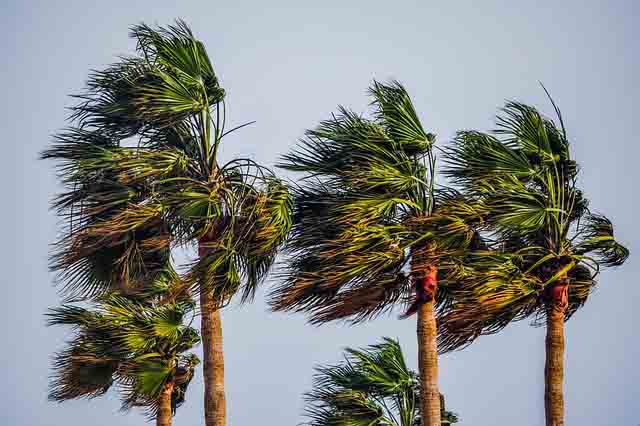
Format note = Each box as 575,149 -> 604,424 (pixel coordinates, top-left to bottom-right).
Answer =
411,243 -> 441,426
199,240 -> 227,426
156,382 -> 174,426
200,290 -> 226,426
417,290 -> 440,426
544,278 -> 567,426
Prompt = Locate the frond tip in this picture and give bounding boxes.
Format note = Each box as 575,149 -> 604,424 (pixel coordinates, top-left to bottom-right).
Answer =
575,214 -> 629,267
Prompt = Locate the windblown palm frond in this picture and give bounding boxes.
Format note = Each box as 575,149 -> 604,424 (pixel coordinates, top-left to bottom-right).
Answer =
438,97 -> 629,351
72,20 -> 224,136
303,338 -> 458,426
574,214 -> 629,267
48,295 -> 200,419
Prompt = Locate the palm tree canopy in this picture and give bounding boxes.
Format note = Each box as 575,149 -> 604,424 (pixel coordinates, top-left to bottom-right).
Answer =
438,97 -> 629,351
47,295 -> 200,418
303,338 -> 459,426
270,81 -> 486,324
41,20 -> 292,305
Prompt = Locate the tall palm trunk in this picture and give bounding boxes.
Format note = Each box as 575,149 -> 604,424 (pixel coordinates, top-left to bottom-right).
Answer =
199,241 -> 227,426
544,276 -> 568,426
156,382 -> 174,426
417,297 -> 440,426
412,244 -> 440,426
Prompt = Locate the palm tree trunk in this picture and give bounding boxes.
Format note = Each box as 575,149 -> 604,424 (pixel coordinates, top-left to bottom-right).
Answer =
156,382 -> 174,426
200,289 -> 226,426
544,277 -> 568,426
417,296 -> 441,426
411,244 -> 441,426
199,240 -> 227,426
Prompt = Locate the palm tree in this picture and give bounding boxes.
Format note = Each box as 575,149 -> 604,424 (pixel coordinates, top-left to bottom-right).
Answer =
48,296 -> 200,426
41,21 -> 293,426
438,97 -> 629,426
270,81 -> 485,426
302,338 -> 459,426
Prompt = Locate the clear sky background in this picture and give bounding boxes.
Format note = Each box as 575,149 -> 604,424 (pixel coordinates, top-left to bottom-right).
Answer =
2,1 -> 638,425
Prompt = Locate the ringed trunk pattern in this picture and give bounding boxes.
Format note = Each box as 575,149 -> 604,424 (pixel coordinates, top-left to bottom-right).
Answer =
544,275 -> 568,426
199,239 -> 227,426
412,245 -> 440,426
156,382 -> 174,426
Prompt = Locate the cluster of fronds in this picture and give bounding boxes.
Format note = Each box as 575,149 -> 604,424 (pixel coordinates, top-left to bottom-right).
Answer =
271,81 -> 487,324
303,338 -> 458,426
437,95 -> 629,352
42,20 -> 293,306
47,296 -> 200,419
269,77 -> 628,356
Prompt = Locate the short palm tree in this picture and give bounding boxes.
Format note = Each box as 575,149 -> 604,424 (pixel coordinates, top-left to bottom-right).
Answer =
48,296 -> 200,426
303,338 -> 459,426
271,81 -> 485,426
41,21 -> 292,426
438,98 -> 629,426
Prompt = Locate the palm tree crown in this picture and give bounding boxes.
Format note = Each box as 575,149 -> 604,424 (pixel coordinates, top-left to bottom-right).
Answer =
48,296 -> 200,419
271,80 -> 485,323
303,338 -> 459,426
438,96 -> 629,350
41,19 -> 292,305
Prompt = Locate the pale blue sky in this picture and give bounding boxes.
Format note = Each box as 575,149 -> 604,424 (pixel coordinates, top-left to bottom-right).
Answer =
2,1 -> 638,425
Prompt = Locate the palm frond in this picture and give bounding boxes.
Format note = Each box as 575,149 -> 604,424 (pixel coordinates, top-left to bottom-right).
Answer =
130,20 -> 224,106
495,101 -> 570,166
181,245 -> 240,305
270,219 -> 409,323
574,214 -> 629,267
50,219 -> 171,300
443,131 -> 534,187
437,252 -> 544,352
228,174 -> 294,302
49,345 -> 117,402
73,21 -> 224,136
369,80 -> 433,154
